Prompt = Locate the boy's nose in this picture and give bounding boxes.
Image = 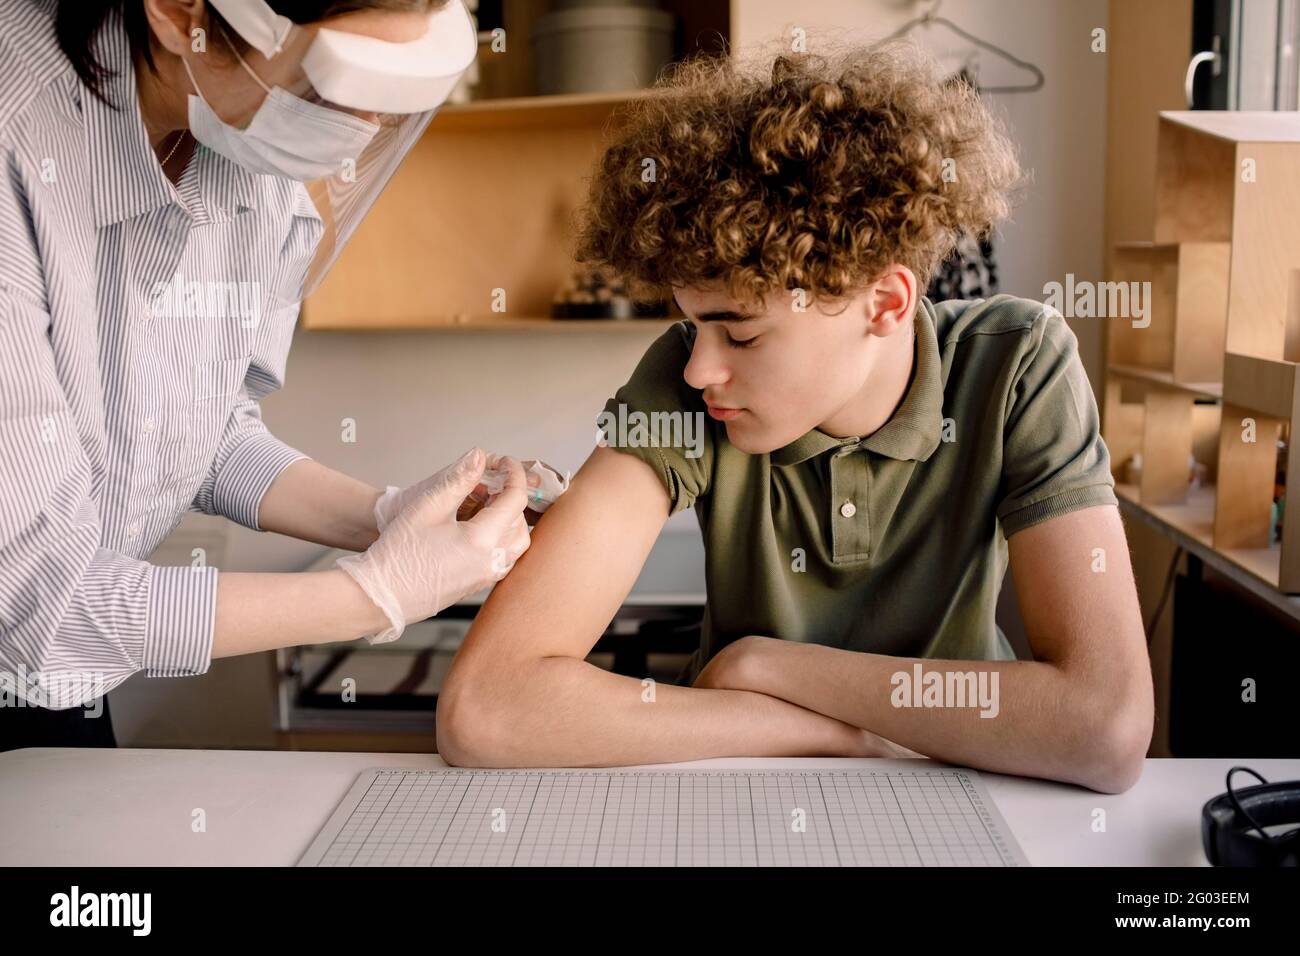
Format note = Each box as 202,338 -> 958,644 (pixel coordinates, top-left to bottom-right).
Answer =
683,339 -> 730,392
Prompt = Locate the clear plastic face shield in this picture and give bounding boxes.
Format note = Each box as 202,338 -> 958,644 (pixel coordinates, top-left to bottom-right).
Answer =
201,0 -> 477,300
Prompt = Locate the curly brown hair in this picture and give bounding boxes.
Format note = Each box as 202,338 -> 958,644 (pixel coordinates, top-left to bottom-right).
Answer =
574,40 -> 1023,309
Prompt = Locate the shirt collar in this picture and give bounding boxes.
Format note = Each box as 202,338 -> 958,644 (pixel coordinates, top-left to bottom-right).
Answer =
83,9 -> 259,227
770,297 -> 945,466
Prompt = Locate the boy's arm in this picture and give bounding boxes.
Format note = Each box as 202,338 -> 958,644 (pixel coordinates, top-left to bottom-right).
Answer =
696,506 -> 1153,793
436,446 -> 902,767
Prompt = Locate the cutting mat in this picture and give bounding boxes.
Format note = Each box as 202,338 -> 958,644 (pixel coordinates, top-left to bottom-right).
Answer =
297,767 -> 1028,866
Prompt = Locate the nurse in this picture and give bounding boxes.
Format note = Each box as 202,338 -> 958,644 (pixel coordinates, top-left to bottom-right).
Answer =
0,0 -> 531,748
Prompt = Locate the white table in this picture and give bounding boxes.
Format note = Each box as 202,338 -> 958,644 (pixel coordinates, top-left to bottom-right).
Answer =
1,749 -> 1296,866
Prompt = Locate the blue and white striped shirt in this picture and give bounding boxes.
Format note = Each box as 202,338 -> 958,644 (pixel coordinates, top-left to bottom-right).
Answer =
0,0 -> 322,707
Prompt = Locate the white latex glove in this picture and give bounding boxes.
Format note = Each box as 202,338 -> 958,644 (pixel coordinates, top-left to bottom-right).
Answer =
337,449 -> 531,644
374,462 -> 506,531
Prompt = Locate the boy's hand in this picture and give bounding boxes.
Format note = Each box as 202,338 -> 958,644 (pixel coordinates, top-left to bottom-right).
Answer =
694,635 -> 924,759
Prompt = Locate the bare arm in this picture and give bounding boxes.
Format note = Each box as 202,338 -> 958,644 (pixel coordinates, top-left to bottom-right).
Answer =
694,506 -> 1154,793
436,447 -> 899,767
257,459 -> 383,552
208,569 -> 388,658
209,460 -> 397,651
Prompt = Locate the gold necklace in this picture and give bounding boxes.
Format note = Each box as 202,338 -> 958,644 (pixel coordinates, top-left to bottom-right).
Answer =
158,129 -> 187,167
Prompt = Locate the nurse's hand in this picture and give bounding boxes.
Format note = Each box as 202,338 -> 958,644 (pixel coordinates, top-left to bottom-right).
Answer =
336,448 -> 531,643
372,462 -> 490,531
374,458 -> 543,529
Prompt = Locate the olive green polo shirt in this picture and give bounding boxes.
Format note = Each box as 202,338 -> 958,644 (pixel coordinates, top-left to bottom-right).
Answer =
599,294 -> 1118,684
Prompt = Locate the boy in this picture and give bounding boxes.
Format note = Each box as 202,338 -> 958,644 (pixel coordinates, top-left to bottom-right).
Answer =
437,44 -> 1153,793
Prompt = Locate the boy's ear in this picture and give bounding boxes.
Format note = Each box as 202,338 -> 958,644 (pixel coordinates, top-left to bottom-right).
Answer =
866,265 -> 917,335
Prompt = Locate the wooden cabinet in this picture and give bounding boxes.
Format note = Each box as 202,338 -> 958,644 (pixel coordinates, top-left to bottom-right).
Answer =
1106,111 -> 1300,591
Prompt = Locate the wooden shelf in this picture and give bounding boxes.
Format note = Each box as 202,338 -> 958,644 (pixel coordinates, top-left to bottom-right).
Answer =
1118,481 -> 1282,588
1107,363 -> 1221,400
1158,110 -> 1300,144
1108,241 -> 1229,384
301,0 -> 733,332
1116,481 -> 1214,546
302,315 -> 679,333
1214,353 -> 1292,577
1106,112 -> 1300,592
1222,353 -> 1300,418
1117,481 -> 1283,590
432,91 -> 652,132
1116,483 -> 1300,618
1152,113 -> 1300,360
1103,378 -> 1221,507
302,111 -> 640,329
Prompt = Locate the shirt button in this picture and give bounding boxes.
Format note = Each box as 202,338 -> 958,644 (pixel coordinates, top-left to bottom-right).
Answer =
126,523 -> 140,540
840,501 -> 857,518
142,417 -> 156,434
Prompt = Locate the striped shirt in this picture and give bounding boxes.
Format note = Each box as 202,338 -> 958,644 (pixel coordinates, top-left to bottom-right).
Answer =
0,0 -> 321,708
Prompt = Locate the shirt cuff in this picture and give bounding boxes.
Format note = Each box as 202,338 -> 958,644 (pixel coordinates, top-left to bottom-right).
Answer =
143,565 -> 220,678
999,483 -> 1119,538
210,432 -> 310,531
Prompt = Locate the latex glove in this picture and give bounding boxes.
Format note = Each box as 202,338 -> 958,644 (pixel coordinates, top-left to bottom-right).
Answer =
459,458 -> 570,525
337,449 -> 531,643
475,459 -> 569,513
374,455 -> 525,531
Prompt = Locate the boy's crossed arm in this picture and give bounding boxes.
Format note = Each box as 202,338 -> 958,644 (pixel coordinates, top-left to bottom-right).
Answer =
694,505 -> 1154,794
435,447 -> 903,767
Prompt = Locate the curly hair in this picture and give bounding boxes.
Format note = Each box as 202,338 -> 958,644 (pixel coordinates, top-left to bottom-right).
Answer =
574,40 -> 1023,309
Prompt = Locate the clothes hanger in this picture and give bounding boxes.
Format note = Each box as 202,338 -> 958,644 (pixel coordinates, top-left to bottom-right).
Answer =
884,0 -> 1045,94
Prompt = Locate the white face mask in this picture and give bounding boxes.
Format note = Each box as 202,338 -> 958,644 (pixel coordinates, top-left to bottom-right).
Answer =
182,50 -> 380,182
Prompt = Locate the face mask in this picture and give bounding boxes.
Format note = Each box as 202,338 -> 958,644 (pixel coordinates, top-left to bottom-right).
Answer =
182,50 -> 380,182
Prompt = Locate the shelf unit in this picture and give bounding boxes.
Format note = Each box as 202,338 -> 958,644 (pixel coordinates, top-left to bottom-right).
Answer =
299,0 -> 730,333
301,314 -> 679,333
1104,110 -> 1300,590
1109,240 -> 1229,384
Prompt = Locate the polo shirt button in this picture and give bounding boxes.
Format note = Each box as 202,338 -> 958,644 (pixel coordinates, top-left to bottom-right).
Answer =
840,501 -> 857,518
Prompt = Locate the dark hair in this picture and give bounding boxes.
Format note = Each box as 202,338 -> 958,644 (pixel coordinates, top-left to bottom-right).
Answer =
56,0 -> 443,106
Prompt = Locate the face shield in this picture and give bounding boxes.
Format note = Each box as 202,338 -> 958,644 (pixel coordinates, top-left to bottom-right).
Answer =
204,0 -> 477,299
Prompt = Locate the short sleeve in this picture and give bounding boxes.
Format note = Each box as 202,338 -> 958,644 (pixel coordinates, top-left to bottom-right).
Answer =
598,321 -> 714,515
996,309 -> 1118,537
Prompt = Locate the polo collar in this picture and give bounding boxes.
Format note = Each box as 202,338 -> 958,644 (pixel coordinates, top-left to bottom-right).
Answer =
770,297 -> 946,466
84,9 -> 259,227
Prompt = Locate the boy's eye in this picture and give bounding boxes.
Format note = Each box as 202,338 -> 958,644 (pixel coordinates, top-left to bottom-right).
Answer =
725,331 -> 759,349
